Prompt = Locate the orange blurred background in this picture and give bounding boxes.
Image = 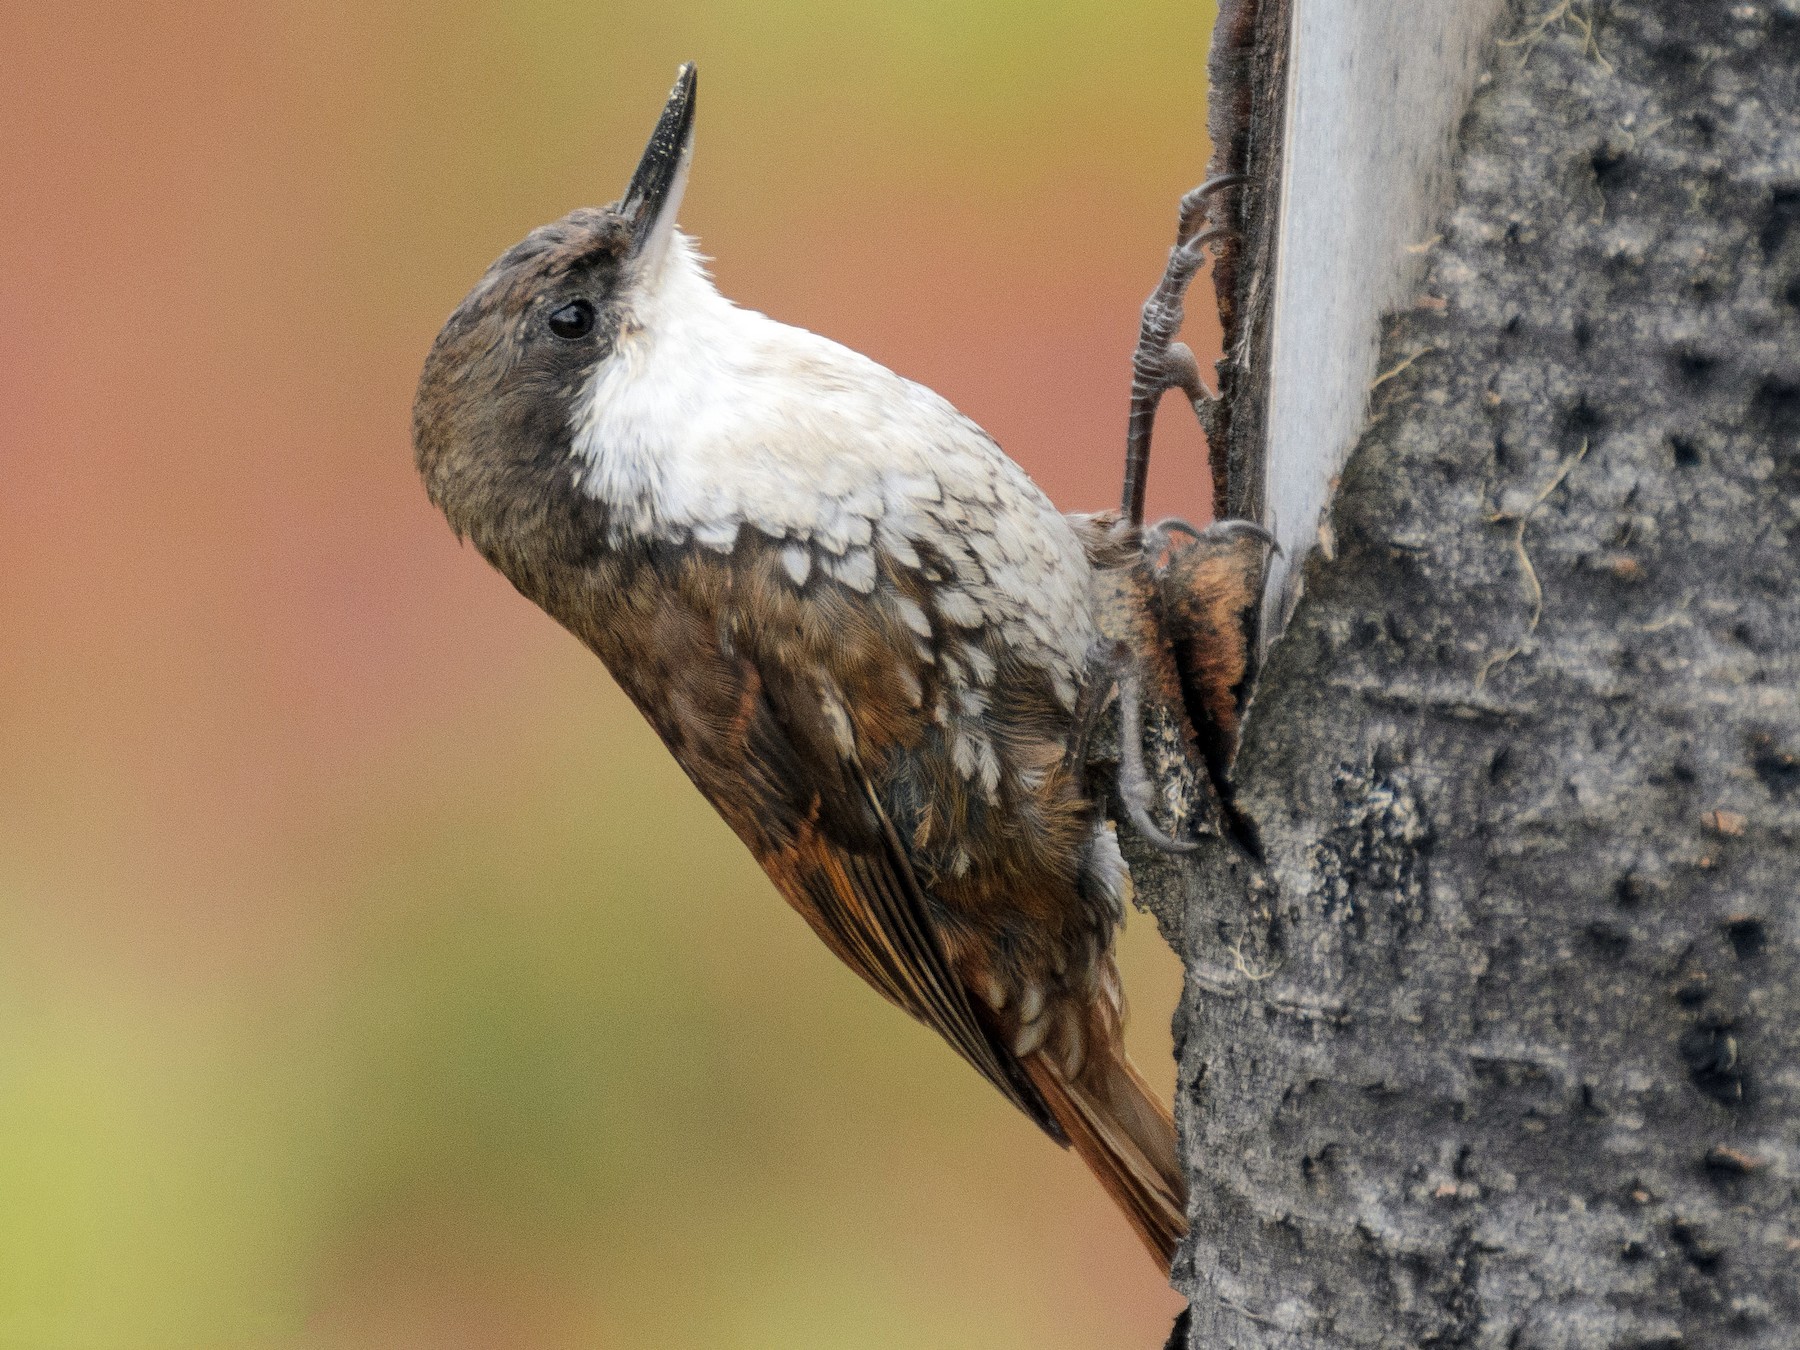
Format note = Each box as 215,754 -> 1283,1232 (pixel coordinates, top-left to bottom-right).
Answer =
1,4 -> 1220,1346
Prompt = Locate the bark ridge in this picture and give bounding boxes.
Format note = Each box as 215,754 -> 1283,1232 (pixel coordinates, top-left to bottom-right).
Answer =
1175,3 -> 1800,1344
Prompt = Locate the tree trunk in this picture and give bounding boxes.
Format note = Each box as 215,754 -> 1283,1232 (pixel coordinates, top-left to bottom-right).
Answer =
1165,2 -> 1800,1344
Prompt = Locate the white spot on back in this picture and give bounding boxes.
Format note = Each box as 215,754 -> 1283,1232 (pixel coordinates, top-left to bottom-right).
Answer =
818,686 -> 856,758
693,518 -> 738,552
975,739 -> 1001,799
975,971 -> 1007,1011
1013,1016 -> 1048,1059
879,525 -> 921,570
892,594 -> 933,640
951,734 -> 979,780
958,643 -> 996,685
935,588 -> 984,629
827,548 -> 877,593
894,664 -> 923,708
1085,822 -> 1131,921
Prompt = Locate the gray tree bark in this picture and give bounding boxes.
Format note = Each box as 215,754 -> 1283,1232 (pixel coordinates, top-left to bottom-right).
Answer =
1163,2 -> 1800,1344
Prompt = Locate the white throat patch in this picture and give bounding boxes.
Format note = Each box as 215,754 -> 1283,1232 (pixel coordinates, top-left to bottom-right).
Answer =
568,228 -> 1099,713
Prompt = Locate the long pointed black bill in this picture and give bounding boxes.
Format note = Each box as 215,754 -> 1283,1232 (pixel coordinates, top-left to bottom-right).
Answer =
621,63 -> 697,257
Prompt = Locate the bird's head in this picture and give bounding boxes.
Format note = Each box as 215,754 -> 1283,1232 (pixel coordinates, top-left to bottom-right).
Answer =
412,64 -> 700,549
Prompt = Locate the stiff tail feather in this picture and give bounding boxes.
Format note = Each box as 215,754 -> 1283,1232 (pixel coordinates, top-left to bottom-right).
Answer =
1024,1046 -> 1188,1273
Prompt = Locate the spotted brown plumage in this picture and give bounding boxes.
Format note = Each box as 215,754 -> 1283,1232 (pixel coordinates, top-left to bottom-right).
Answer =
412,64 -> 1187,1269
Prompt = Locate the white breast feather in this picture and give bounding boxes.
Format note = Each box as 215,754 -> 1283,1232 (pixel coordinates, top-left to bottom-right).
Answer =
570,232 -> 1097,756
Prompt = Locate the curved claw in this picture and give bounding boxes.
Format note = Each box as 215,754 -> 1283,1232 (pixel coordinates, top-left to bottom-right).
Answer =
1149,517 -> 1205,543
1144,516 -> 1279,563
1121,224 -> 1232,527
1206,518 -> 1281,553
1140,517 -> 1202,563
1178,175 -> 1246,240
1123,792 -> 1203,856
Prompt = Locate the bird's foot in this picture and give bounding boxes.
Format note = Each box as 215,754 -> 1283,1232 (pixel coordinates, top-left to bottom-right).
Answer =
1140,515 -> 1278,565
1067,642 -> 1199,856
1119,174 -> 1242,526
1116,658 -> 1201,855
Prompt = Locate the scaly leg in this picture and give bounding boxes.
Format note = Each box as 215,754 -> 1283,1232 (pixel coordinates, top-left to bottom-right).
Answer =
1116,658 -> 1200,855
1064,642 -> 1196,855
1119,174 -> 1243,528
1100,172 -> 1254,853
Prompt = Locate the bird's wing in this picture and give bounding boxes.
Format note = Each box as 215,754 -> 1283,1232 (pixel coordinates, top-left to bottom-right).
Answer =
616,545 -> 1057,1135
717,643 -> 1060,1138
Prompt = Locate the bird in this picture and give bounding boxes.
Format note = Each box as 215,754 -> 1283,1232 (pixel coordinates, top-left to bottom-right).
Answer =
413,63 -> 1189,1269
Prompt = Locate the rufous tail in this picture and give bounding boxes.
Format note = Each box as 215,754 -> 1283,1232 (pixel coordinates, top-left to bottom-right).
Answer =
1024,1044 -> 1188,1273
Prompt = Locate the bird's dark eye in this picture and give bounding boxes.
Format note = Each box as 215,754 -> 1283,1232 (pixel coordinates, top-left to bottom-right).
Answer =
547,299 -> 596,340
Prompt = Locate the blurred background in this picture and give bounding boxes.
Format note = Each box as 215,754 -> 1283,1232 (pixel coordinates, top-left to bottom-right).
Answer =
2,3 -> 1221,1346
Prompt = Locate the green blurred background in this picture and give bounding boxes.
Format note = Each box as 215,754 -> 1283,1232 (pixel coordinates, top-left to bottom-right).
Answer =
2,4 -> 1221,1346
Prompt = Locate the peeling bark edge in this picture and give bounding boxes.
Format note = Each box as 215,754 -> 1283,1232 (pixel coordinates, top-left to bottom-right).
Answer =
1204,0 -> 1293,527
